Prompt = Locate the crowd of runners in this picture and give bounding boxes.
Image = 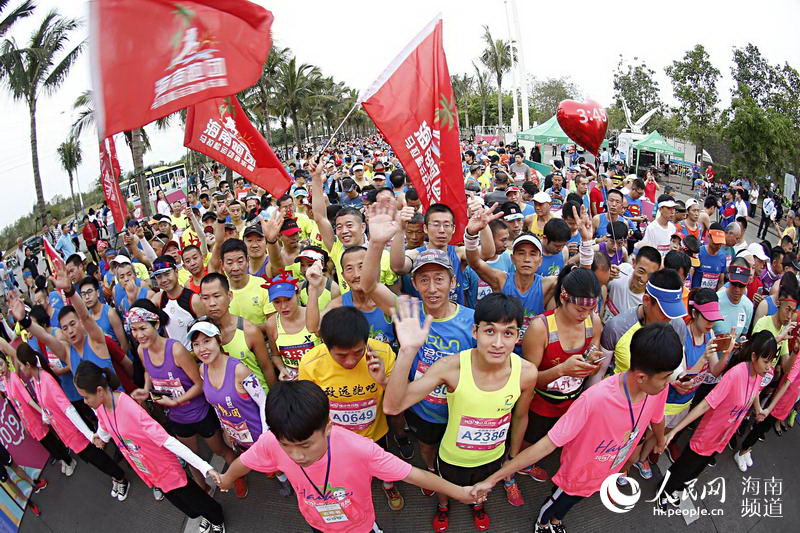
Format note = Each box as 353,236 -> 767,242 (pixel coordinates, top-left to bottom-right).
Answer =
1,136 -> 799,533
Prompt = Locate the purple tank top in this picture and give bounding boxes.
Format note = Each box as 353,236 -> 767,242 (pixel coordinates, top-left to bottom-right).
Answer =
599,241 -> 623,266
202,357 -> 263,448
143,339 -> 209,424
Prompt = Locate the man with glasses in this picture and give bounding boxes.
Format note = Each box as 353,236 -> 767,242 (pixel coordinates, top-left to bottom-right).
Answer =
78,276 -> 128,354
148,255 -> 204,346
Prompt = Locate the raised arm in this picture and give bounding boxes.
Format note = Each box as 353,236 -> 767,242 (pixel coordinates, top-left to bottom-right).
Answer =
309,160 -> 335,251
261,210 -> 286,277
7,292 -> 68,361
186,207 -> 209,256
50,263 -> 106,347
362,203 -> 400,316
464,204 -> 506,292
304,260 -> 325,335
390,207 -> 415,275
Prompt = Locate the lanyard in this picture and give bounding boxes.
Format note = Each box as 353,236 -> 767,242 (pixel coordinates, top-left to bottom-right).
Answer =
299,437 -> 331,499
622,373 -> 647,435
738,365 -> 758,421
107,392 -> 129,450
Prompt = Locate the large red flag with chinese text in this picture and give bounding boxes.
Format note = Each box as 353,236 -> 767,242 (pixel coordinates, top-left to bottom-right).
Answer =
359,15 -> 466,243
99,136 -> 128,233
42,236 -> 64,271
184,96 -> 291,198
90,0 -> 274,138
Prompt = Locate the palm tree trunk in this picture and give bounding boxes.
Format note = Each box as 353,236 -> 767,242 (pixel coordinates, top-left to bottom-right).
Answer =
131,128 -> 151,218
28,99 -> 46,223
482,101 -> 486,128
496,81 -> 503,127
292,111 -> 302,146
67,170 -> 78,219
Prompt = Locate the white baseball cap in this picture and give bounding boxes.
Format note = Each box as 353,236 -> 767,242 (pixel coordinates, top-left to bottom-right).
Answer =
746,242 -> 769,262
532,192 -> 551,204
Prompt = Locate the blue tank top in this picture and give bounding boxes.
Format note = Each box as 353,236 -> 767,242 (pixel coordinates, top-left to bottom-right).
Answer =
667,331 -> 711,406
537,252 -> 565,277
502,273 -> 545,353
411,245 -> 465,305
594,213 -> 632,238
29,335 -> 80,402
342,292 -> 395,346
115,285 -> 149,316
69,337 -> 115,378
408,304 -> 476,424
691,246 -> 727,289
765,295 -> 778,316
95,304 -> 118,344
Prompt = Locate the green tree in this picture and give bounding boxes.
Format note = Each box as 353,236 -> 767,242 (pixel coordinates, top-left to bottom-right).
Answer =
450,73 -> 473,132
56,134 -> 81,218
528,76 -> 580,123
0,10 -> 84,221
665,44 -> 720,167
613,55 -> 664,121
472,62 -> 491,128
275,55 -> 321,146
0,1 -> 34,38
479,25 -> 512,127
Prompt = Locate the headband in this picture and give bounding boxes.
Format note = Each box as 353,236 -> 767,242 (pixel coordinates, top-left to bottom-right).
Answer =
779,297 -> 798,305
560,288 -> 597,308
126,307 -> 159,328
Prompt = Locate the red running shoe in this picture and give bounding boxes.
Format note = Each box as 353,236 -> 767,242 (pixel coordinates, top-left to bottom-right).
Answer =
29,503 -> 40,516
234,477 -> 249,499
33,479 -> 47,493
433,507 -> 449,532
472,506 -> 490,531
504,480 -> 524,506
518,464 -> 550,482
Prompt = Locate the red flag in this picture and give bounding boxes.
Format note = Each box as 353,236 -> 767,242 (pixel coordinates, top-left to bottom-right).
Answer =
184,96 -> 291,198
99,136 -> 129,232
90,0 -> 274,138
359,15 -> 466,243
42,236 -> 65,272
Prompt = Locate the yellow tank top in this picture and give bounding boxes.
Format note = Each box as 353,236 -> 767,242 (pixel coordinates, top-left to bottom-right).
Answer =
223,316 -> 269,392
439,349 -> 522,467
229,275 -> 268,325
276,315 -> 320,370
529,215 -> 545,237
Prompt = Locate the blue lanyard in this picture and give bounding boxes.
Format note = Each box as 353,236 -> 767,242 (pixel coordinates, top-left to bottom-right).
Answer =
107,391 -> 129,451
299,437 -> 331,499
622,372 -> 647,434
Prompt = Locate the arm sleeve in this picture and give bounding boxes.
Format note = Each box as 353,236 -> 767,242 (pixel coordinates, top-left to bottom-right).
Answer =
97,426 -> 112,443
242,373 -> 268,433
139,238 -> 157,262
66,405 -> 96,441
164,436 -> 214,476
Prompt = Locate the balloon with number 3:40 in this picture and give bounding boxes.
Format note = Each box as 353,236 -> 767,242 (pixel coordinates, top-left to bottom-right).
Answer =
556,99 -> 608,157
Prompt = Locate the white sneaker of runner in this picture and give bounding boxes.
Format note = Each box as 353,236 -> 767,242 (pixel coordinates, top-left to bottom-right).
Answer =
744,451 -> 753,467
153,487 -> 164,501
733,452 -> 748,472
63,459 -> 76,477
198,518 -> 212,533
116,479 -> 130,502
110,478 -> 120,498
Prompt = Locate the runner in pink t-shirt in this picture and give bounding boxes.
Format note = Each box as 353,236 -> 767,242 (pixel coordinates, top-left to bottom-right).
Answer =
735,351 -> 800,471
218,380 -> 479,533
74,361 -> 226,532
470,323 -> 683,531
662,331 -> 776,502
16,344 -> 130,501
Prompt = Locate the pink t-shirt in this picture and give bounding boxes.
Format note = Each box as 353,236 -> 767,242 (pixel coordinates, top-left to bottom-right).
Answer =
548,373 -> 667,497
771,356 -> 800,421
96,392 -> 188,492
241,425 -> 412,532
690,362 -> 765,456
3,373 -> 48,440
31,371 -> 89,454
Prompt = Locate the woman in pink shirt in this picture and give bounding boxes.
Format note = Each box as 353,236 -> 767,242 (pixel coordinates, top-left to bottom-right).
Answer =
74,361 -> 226,532
16,343 -> 130,500
660,331 -> 776,504
734,348 -> 800,471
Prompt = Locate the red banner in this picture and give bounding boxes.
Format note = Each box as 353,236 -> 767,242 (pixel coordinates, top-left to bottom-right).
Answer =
90,0 -> 274,138
359,15 -> 466,242
99,136 -> 128,232
184,96 -> 291,198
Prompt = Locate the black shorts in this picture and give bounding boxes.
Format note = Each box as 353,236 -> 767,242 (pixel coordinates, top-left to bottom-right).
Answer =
404,409 -> 447,446
524,412 -> 560,445
437,455 -> 503,487
168,407 -> 220,439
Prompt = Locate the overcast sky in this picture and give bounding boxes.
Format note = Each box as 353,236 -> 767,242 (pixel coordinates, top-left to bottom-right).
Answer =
0,0 -> 798,229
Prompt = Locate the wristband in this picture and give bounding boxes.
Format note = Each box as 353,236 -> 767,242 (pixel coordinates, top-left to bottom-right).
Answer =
63,286 -> 76,298
19,313 -> 32,329
216,217 -> 226,224
579,239 -> 595,267
464,230 -> 480,251
266,238 -> 278,245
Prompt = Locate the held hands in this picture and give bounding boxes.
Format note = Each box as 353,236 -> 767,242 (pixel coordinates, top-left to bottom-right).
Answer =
92,435 -> 106,449
207,469 -> 223,487
756,407 -> 771,422
469,480 -> 496,502
391,296 -> 433,352
366,203 -> 401,244
455,485 -> 487,505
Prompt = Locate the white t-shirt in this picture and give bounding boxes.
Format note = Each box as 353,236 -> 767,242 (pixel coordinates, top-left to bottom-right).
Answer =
604,263 -> 643,321
641,219 -> 676,257
735,199 -> 748,218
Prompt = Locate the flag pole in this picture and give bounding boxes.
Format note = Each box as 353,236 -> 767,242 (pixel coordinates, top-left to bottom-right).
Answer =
317,101 -> 359,157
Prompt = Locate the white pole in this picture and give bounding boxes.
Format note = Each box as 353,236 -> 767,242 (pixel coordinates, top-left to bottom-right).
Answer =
75,169 -> 85,212
504,0 -> 519,135
511,0 -> 530,131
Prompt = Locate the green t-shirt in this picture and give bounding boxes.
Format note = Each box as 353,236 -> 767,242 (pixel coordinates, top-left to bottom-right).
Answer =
752,315 -> 789,362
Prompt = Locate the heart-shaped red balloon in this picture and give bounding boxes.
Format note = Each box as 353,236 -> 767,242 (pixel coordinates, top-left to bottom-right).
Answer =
556,99 -> 608,156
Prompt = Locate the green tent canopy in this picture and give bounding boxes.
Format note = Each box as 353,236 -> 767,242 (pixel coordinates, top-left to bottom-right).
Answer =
632,130 -> 684,157
516,115 -> 609,149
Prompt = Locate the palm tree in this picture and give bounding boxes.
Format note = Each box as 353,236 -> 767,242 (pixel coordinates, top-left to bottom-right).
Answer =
451,73 -> 473,133
240,44 -> 289,141
473,62 -> 492,128
479,25 -> 512,128
275,55 -> 321,146
0,10 -> 84,221
56,135 -> 82,218
0,1 -> 35,38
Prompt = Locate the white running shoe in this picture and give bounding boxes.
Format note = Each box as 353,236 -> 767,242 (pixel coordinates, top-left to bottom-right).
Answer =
744,451 -> 753,467
110,478 -> 119,498
210,523 -> 225,533
60,460 -> 66,475
63,459 -> 76,477
198,518 -> 212,533
116,479 -> 130,502
733,452 -> 748,472
153,487 -> 164,501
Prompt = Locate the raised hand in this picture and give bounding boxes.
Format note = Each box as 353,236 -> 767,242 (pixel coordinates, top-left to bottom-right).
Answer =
50,262 -> 71,291
305,259 -> 325,290
399,206 -> 416,226
261,209 -> 284,243
7,291 -> 26,322
366,202 -> 400,244
573,204 -> 594,241
391,296 -> 432,351
466,202 -> 503,236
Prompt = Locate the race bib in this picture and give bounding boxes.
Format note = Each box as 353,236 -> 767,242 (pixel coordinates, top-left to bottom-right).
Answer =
315,502 -> 349,524
700,272 -> 720,289
151,377 -> 185,399
477,279 -> 493,300
329,398 -> 377,431
611,428 -> 639,469
414,361 -> 447,404
517,315 -> 535,346
737,312 -> 746,329
545,375 -> 584,394
455,413 -> 511,451
279,342 -> 314,369
220,417 -> 254,445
